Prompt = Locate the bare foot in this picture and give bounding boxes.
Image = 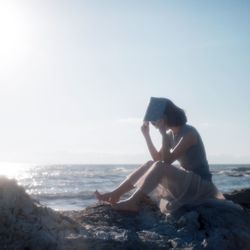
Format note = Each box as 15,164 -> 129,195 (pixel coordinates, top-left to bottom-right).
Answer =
112,199 -> 139,212
95,190 -> 120,204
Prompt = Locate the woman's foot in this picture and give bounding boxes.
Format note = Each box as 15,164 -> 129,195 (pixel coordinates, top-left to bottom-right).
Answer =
112,198 -> 139,212
95,190 -> 120,204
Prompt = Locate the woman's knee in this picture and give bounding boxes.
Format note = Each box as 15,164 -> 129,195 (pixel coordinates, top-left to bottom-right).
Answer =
145,160 -> 154,166
134,160 -> 154,174
140,160 -> 154,169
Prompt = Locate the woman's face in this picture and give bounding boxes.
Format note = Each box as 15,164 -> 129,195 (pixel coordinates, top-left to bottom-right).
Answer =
151,119 -> 168,130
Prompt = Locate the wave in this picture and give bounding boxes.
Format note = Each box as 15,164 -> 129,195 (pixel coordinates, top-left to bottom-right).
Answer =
113,167 -> 133,173
211,167 -> 250,177
231,166 -> 250,172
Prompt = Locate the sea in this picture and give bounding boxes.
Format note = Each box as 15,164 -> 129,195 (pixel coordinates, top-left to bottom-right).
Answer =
1,163 -> 250,211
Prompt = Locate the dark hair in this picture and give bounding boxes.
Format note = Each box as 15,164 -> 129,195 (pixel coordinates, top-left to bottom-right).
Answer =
163,99 -> 187,126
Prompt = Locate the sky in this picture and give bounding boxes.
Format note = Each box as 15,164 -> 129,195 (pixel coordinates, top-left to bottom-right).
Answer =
0,0 -> 249,165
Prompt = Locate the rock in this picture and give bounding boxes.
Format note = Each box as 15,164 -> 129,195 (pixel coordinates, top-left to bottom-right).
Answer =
0,176 -> 250,250
0,176 -> 88,250
177,210 -> 200,229
63,198 -> 250,250
224,188 -> 250,209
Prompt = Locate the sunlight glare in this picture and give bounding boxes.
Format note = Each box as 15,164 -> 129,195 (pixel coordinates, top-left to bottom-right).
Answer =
0,2 -> 29,66
0,162 -> 31,179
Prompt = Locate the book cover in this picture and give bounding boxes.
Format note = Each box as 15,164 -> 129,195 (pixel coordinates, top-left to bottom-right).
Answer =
143,97 -> 168,121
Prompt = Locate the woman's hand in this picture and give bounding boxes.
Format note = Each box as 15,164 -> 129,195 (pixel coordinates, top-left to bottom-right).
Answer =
141,121 -> 150,137
141,121 -> 161,161
154,119 -> 166,136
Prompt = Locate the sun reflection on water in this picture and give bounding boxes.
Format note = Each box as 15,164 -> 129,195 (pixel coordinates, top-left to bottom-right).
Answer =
0,162 -> 32,180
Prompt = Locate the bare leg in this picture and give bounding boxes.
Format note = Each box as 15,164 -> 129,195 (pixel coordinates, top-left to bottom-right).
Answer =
95,160 -> 154,204
113,161 -> 167,212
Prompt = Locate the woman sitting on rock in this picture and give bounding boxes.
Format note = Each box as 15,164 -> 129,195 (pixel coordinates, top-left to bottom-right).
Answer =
95,97 -> 225,213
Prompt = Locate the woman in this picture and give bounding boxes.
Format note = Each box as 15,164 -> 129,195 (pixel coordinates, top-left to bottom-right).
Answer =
95,97 -> 225,213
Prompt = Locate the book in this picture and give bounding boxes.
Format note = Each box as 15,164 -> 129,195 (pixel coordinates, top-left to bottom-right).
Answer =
143,97 -> 168,121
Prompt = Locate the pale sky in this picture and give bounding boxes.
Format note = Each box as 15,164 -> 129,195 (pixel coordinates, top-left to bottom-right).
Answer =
0,0 -> 249,165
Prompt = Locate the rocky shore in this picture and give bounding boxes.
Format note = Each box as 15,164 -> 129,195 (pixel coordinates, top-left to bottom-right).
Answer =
0,176 -> 250,250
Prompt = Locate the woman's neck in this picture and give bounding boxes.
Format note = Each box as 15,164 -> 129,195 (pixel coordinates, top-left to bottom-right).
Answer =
170,125 -> 183,135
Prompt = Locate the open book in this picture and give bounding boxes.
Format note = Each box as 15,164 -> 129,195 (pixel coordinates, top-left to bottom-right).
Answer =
143,97 -> 168,121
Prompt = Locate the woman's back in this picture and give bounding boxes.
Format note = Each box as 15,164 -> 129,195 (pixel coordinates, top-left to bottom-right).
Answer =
169,124 -> 212,182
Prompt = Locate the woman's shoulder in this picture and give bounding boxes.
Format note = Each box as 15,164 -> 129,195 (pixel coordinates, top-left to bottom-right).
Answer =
182,124 -> 200,139
184,124 -> 198,133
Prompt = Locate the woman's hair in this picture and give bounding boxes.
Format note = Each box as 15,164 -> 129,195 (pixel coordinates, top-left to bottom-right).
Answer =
163,99 -> 187,126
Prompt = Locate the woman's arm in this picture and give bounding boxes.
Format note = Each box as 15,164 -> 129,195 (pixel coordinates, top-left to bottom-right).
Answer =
141,122 -> 161,161
161,130 -> 198,165
144,134 -> 161,161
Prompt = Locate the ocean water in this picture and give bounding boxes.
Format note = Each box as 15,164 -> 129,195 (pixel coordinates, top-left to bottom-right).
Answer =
1,163 -> 250,211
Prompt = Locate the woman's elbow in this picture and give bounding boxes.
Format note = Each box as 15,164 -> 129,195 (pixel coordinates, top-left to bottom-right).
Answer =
162,155 -> 174,165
